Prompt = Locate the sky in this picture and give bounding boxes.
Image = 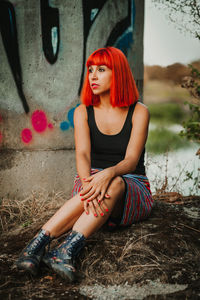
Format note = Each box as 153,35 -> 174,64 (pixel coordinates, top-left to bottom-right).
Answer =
144,0 -> 200,66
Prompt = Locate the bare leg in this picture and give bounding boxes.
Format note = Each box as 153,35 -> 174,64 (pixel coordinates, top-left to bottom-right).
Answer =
42,176 -> 125,239
73,176 -> 125,238
42,193 -> 84,237
39,177 -> 125,282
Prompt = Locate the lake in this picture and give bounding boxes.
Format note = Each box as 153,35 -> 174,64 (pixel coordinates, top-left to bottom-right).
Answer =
146,146 -> 199,196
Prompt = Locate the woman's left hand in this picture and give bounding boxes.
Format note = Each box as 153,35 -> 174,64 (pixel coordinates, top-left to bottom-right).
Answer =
80,168 -> 115,202
83,194 -> 109,216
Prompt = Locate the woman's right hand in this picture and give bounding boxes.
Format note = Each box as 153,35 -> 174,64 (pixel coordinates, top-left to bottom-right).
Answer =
80,184 -> 109,217
79,168 -> 114,203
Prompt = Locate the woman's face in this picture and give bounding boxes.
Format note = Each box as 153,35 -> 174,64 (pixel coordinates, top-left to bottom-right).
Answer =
88,65 -> 112,96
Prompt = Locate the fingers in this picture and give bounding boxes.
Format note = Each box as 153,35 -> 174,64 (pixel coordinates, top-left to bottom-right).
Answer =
84,198 -> 106,217
97,198 -> 109,213
82,190 -> 111,217
79,185 -> 92,197
96,191 -> 110,205
84,200 -> 89,215
83,190 -> 100,202
92,199 -> 105,216
87,200 -> 98,217
80,188 -> 98,202
84,187 -> 110,203
83,199 -> 99,217
99,192 -> 110,201
80,184 -> 100,200
83,197 -> 97,216
82,190 -> 110,203
105,193 -> 110,199
82,175 -> 93,182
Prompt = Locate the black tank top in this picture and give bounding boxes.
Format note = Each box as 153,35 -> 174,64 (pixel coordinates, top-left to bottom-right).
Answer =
86,104 -> 145,175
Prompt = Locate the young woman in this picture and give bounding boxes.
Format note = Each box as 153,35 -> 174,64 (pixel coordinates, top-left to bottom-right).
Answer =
16,47 -> 153,282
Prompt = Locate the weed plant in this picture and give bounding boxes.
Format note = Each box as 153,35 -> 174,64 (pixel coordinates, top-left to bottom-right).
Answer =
146,152 -> 199,196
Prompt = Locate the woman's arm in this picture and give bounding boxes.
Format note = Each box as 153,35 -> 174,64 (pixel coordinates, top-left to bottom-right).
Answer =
74,104 -> 91,184
74,104 -> 109,215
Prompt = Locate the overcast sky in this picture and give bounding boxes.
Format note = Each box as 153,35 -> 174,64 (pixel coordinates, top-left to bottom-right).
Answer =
144,0 -> 200,66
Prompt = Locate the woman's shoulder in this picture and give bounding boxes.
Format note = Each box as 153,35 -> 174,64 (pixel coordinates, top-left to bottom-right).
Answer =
132,101 -> 150,121
74,104 -> 88,122
134,101 -> 149,114
75,103 -> 87,112
74,104 -> 88,116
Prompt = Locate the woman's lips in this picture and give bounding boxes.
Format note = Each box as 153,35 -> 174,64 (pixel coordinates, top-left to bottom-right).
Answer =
91,83 -> 99,89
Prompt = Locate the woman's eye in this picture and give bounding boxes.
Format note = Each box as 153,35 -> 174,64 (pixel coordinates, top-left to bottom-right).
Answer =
99,68 -> 105,72
89,68 -> 93,73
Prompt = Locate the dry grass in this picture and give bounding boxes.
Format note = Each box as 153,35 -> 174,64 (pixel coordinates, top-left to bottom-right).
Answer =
79,230 -> 168,285
0,190 -> 66,234
0,193 -> 199,298
0,188 -> 199,288
143,80 -> 193,104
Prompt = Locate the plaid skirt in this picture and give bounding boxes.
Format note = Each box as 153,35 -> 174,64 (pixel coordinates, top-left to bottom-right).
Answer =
72,169 -> 154,229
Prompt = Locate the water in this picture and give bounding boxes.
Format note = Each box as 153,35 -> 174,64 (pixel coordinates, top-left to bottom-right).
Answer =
146,146 -> 199,196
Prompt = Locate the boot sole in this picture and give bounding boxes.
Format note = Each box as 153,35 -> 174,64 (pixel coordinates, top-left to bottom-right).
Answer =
15,261 -> 38,276
43,258 -> 75,282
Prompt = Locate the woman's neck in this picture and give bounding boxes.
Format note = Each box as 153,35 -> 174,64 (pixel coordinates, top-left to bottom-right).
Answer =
99,92 -> 112,109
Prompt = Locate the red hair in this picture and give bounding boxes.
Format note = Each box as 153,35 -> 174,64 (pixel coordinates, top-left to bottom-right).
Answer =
81,47 -> 139,107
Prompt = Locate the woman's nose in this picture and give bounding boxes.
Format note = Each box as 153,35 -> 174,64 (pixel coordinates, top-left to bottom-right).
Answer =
92,70 -> 98,79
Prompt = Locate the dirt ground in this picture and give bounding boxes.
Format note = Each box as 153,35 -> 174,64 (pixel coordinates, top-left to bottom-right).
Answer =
0,196 -> 200,300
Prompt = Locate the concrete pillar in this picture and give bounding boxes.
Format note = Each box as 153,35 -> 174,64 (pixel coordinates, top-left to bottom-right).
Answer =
0,0 -> 144,199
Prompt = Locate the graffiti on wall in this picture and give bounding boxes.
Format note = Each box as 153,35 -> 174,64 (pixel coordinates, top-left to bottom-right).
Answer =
79,0 -> 133,94
113,1 -> 135,56
40,0 -> 60,64
60,104 -> 79,131
60,0 -> 134,133
0,0 -> 140,145
0,0 -> 30,113
21,110 -> 53,144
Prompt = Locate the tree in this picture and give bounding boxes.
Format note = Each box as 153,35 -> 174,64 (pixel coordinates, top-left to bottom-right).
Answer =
180,65 -> 200,146
151,0 -> 200,40
151,0 -> 200,152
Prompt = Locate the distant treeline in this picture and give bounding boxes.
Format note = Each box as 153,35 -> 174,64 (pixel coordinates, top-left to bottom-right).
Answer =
144,61 -> 200,84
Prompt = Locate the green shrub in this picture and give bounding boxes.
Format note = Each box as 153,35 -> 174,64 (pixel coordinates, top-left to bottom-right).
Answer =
180,65 -> 200,143
147,127 -> 191,154
148,103 -> 187,124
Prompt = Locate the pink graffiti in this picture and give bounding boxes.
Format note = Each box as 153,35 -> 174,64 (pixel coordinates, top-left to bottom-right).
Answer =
21,128 -> 32,144
21,110 -> 54,144
31,110 -> 48,133
48,123 -> 53,129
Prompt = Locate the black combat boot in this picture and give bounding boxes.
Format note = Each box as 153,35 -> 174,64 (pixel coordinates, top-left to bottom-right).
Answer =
43,230 -> 86,282
16,229 -> 53,276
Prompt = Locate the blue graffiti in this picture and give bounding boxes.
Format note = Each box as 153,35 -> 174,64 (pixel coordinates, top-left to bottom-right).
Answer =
114,0 -> 135,55
60,121 -> 70,131
8,8 -> 14,37
60,104 -> 80,131
115,30 -> 133,55
67,107 -> 75,128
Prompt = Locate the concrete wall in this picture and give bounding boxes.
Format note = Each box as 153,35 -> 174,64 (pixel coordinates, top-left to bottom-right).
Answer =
0,0 -> 144,199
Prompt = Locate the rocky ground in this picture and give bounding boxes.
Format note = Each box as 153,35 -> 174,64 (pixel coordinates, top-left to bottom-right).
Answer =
0,196 -> 200,299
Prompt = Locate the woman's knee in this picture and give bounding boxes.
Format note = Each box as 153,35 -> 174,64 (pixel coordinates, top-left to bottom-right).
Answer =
107,176 -> 125,197
70,193 -> 85,209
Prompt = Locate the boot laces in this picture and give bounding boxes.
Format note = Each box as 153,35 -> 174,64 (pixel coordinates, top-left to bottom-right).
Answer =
28,231 -> 49,254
